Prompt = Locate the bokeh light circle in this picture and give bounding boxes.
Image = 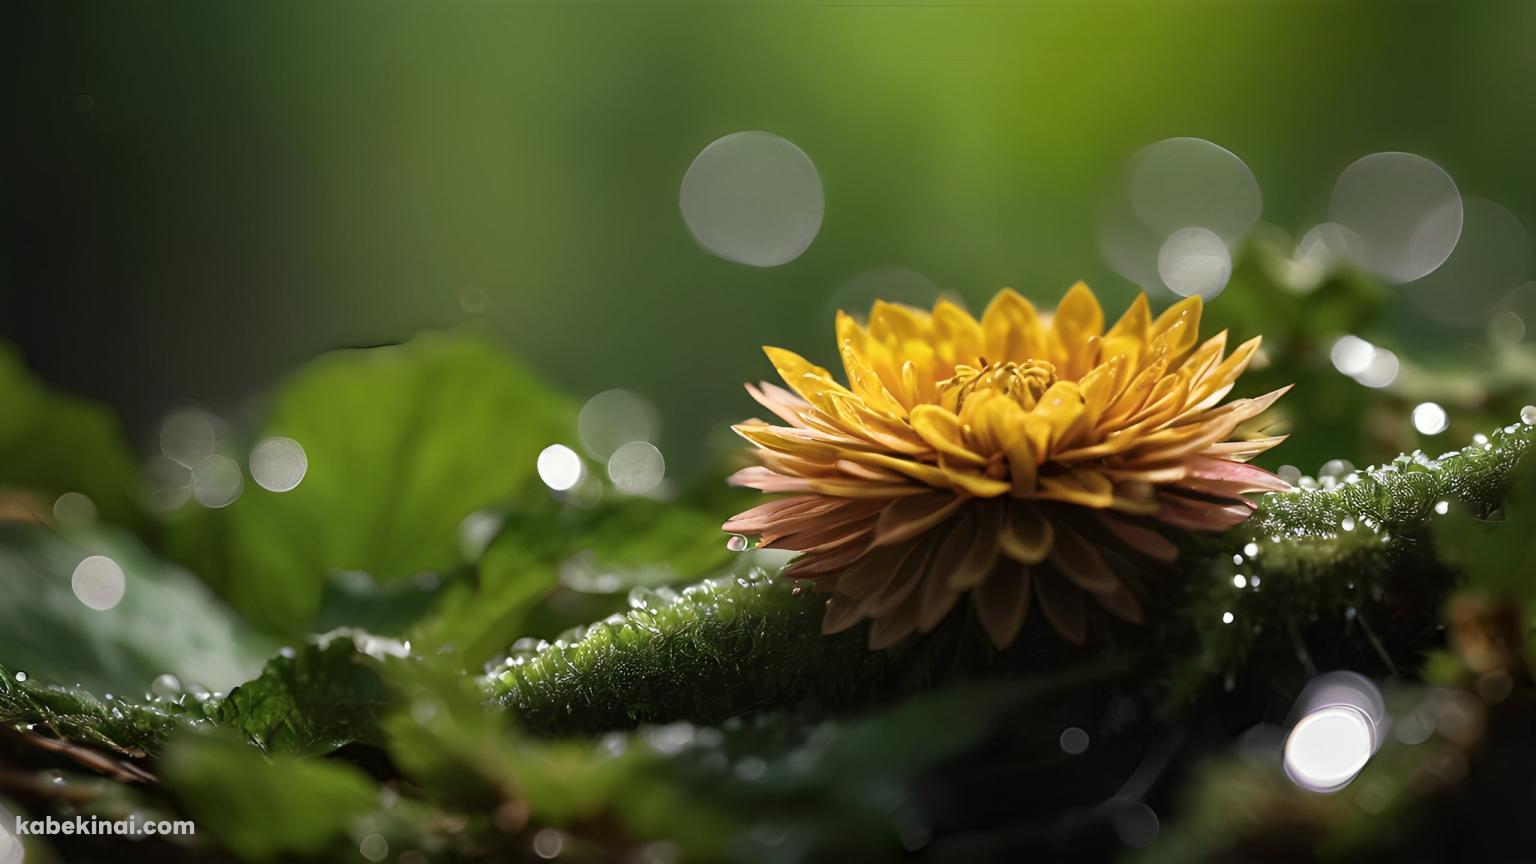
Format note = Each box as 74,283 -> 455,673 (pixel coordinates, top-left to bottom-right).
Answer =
191,454 -> 244,508
537,444 -> 584,492
1284,705 -> 1375,792
1401,197 -> 1533,325
72,554 -> 126,611
578,389 -> 661,460
1129,137 -> 1262,242
608,441 -> 666,495
1157,227 -> 1232,299
680,131 -> 824,267
249,436 -> 308,493
1328,152 -> 1463,283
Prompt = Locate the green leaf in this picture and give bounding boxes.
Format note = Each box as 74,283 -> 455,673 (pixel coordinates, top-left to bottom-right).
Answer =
0,343 -> 144,528
213,629 -> 405,756
160,729 -> 378,861
162,333 -> 575,635
415,490 -> 734,668
0,523 -> 273,696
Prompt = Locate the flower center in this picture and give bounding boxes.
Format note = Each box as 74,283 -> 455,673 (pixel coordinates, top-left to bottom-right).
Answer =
938,359 -> 1058,412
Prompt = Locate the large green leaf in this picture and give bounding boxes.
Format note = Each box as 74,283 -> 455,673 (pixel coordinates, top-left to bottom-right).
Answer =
162,333 -> 574,635
0,343 -> 144,527
0,523 -> 273,696
161,729 -> 379,862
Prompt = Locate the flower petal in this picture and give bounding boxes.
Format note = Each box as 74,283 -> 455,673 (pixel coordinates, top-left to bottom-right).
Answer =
974,562 -> 1031,649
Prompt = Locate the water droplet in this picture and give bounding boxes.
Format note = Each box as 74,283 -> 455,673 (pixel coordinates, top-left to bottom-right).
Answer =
726,534 -> 750,552
1232,574 -> 1247,588
1434,500 -> 1450,515
1222,611 -> 1235,624
12,672 -> 26,683
1341,517 -> 1356,532
1242,542 -> 1260,558
1521,405 -> 1536,426
150,674 -> 182,698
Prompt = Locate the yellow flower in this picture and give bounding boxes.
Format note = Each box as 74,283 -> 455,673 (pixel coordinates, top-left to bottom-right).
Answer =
724,283 -> 1290,649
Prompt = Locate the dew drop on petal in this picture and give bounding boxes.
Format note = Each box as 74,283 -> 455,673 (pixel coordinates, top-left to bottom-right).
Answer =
726,534 -> 750,552
680,131 -> 823,267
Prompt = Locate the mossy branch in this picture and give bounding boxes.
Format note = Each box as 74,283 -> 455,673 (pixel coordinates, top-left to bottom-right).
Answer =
491,418 -> 1535,732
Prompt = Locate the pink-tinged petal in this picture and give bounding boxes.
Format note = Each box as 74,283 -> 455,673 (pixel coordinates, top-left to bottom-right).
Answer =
746,381 -> 814,428
1183,456 -> 1292,493
783,541 -> 870,578
1092,584 -> 1144,624
728,467 -> 815,493
1153,493 -> 1254,531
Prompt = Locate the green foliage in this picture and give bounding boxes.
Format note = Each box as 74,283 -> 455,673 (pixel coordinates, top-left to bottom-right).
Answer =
160,729 -> 379,861
415,488 -> 733,670
0,343 -> 145,527
161,333 -> 575,635
0,523 -> 273,695
210,629 -> 405,757
0,660 -> 198,755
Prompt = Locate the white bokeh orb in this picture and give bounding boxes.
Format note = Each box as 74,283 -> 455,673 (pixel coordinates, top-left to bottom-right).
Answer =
71,554 -> 126,611
578,390 -> 661,460
536,444 -> 584,492
1329,152 -> 1463,284
191,454 -> 244,508
1129,137 -> 1263,243
680,131 -> 824,267
1157,227 -> 1232,299
249,436 -> 308,493
1284,705 -> 1375,792
607,441 -> 666,495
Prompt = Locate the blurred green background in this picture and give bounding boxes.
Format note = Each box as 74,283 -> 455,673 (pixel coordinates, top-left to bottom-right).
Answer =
10,0 -> 1536,478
